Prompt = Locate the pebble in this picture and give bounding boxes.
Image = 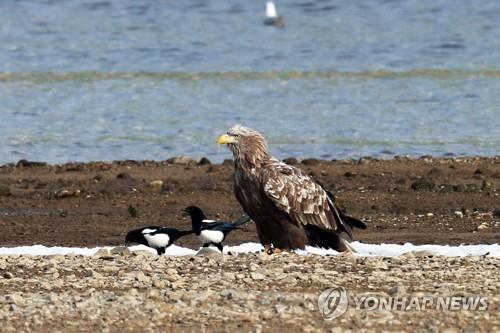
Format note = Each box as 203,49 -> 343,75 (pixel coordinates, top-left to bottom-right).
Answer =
167,156 -> 197,165
149,180 -> 164,193
93,248 -> 111,257
411,179 -> 436,191
477,222 -> 490,230
250,272 -> 266,280
0,184 -> 11,197
387,283 -> 407,296
198,157 -> 211,165
110,247 -> 131,255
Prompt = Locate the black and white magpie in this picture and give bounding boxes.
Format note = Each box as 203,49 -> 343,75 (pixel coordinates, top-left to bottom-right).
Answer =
125,226 -> 194,255
184,206 -> 251,252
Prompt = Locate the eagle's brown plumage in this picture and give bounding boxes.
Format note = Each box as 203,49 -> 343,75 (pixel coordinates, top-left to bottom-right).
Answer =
218,125 -> 366,252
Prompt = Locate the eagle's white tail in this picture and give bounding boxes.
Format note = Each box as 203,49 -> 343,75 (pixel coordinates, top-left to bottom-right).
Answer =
341,238 -> 358,253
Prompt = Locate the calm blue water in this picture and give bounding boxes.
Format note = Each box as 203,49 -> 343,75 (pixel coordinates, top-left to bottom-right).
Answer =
1,0 -> 499,164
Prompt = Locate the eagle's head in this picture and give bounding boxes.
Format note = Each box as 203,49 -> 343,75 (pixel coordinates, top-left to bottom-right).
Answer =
217,125 -> 271,165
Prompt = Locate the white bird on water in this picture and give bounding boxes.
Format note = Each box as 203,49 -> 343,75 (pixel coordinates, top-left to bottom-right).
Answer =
264,1 -> 285,27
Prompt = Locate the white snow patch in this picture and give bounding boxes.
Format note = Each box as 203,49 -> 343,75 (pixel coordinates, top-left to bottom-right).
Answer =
0,242 -> 498,257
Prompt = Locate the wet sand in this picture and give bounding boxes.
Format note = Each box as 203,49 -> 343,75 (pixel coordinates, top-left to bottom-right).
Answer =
0,157 -> 499,248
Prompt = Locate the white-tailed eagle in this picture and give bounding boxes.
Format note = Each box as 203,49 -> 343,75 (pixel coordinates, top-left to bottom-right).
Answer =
217,125 -> 366,252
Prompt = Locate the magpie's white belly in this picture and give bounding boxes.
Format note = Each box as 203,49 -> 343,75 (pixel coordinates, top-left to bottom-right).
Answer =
199,230 -> 224,244
144,233 -> 170,248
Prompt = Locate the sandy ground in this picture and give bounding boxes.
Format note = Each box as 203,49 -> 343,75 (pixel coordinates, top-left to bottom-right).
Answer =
1,156 -> 499,332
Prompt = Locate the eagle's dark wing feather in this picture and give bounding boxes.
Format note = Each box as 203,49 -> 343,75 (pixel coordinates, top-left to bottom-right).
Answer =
262,161 -> 353,237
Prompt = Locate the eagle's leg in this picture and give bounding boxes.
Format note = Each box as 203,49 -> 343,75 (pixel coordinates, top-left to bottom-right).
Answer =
265,247 -> 284,255
261,244 -> 272,253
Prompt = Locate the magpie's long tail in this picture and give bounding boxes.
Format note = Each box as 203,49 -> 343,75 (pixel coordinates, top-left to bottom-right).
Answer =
172,229 -> 196,241
178,229 -> 196,237
232,214 -> 252,227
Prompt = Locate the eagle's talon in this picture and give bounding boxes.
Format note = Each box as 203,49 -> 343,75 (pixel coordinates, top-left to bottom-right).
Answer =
266,247 -> 283,255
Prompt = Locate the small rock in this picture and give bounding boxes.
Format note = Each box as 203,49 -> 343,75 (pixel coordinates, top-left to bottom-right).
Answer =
153,280 -> 166,289
369,259 -> 389,270
167,156 -> 196,165
395,178 -> 407,185
282,158 -> 298,165
453,184 -> 466,192
454,211 -> 464,218
15,159 -> 47,167
442,328 -> 459,333
93,174 -> 104,182
3,272 -> 14,279
198,157 -> 211,165
134,271 -> 149,283
481,180 -> 494,190
127,205 -> 138,217
110,246 -> 131,255
387,284 -> 407,296
149,180 -> 164,193
250,272 -> 266,280
147,289 -> 161,299
411,250 -> 436,257
428,167 -> 443,175
465,183 -> 479,192
83,269 -> 94,278
196,247 -> 222,256
116,172 -> 132,180
358,157 -> 372,165
6,294 -> 23,304
477,222 -> 490,231
399,251 -> 415,259
474,167 -> 489,175
55,189 -> 80,198
220,289 -> 233,299
411,179 -> 436,191
0,185 -> 11,197
93,248 -> 111,257
132,250 -> 155,257
301,158 -> 319,165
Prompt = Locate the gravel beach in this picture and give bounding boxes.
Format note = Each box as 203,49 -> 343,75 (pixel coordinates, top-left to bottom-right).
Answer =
1,250 -> 499,332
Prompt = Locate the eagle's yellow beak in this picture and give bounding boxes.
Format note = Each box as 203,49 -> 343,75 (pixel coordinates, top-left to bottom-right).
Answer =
217,134 -> 237,144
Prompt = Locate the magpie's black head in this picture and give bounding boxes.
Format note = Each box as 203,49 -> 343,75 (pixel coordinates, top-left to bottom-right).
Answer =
125,228 -> 147,246
183,206 -> 207,228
